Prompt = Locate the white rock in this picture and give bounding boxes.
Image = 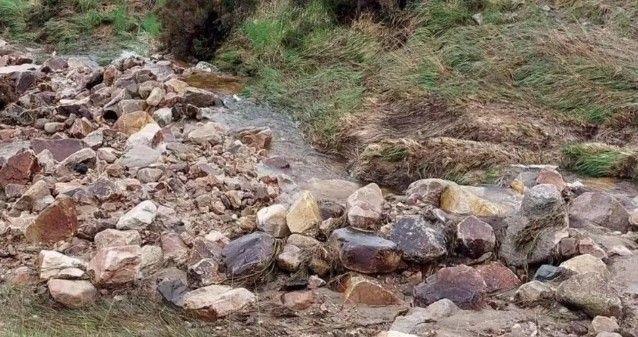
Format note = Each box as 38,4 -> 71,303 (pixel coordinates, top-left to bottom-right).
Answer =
48,279 -> 97,308
116,200 -> 158,230
94,229 -> 141,249
181,285 -> 256,319
257,204 -> 289,237
39,250 -> 87,280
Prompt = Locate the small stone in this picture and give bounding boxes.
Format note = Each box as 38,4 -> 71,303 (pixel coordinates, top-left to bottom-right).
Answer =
222,232 -> 275,278
118,144 -> 161,168
12,179 -> 52,212
181,285 -> 255,320
276,244 -> 303,272
533,264 -> 568,282
44,122 -> 65,134
456,215 -> 495,258
596,333 -> 622,337
387,215 -> 447,264
189,258 -> 224,286
145,87 -> 165,106
137,167 -> 163,183
140,245 -> 163,274
236,127 -> 272,150
94,229 -> 141,249
88,245 -> 142,286
346,183 -> 384,230
186,122 -> 227,145
389,299 -> 458,334
535,167 -> 566,192
286,191 -> 322,234
559,254 -> 607,276
257,204 -> 289,238
475,262 -> 520,293
328,227 -> 401,274
48,279 -> 96,308
117,99 -> 147,115
406,178 -> 456,206
113,111 -> 154,135
281,291 -> 315,310
557,272 -> 622,318
344,275 -> 402,306
116,200 -> 157,230
161,232 -> 189,265
413,265 -> 487,309
39,250 -> 87,280
514,281 -> 554,306
440,184 -> 506,217
153,107 -> 173,126
182,87 -> 221,107
25,196 -> 78,244
0,151 -> 39,187
608,245 -> 632,256
591,316 -> 619,334
578,237 -> 607,260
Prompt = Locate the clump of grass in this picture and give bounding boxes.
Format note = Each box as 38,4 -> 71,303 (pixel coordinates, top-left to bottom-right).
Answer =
0,0 -> 29,35
562,143 -> 637,178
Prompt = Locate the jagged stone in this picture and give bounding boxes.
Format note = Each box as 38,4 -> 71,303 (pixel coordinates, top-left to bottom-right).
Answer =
414,264 -> 487,309
94,229 -> 141,249
181,285 -> 255,320
475,262 -> 520,293
88,245 -> 142,286
343,275 -> 402,305
328,227 -> 401,274
116,200 -> 157,230
456,215 -> 495,258
388,215 -> 447,264
25,196 -> 78,244
559,254 -> 608,276
39,250 -> 87,280
346,183 -> 384,230
222,232 -> 275,278
0,151 -> 39,187
286,191 -> 322,234
569,192 -> 630,233
557,272 -> 622,318
257,204 -> 289,238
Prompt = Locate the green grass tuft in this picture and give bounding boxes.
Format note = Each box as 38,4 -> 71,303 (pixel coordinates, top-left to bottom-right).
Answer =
562,143 -> 637,178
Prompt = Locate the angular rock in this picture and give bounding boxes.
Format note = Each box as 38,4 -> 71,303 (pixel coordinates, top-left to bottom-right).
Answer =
346,183 -> 384,230
48,279 -> 97,308
592,316 -> 620,334
137,167 -> 163,183
0,151 -> 39,187
94,229 -> 141,249
12,179 -> 53,212
39,250 -> 87,280
514,280 -> 554,306
88,245 -> 142,286
116,200 -> 157,230
533,264 -> 569,282
145,87 -> 165,106
118,144 -> 161,168
387,215 -> 447,264
559,253 -> 608,277
188,258 -> 224,286
182,87 -> 221,107
328,227 -> 401,274
161,232 -> 189,265
413,265 -> 487,309
236,127 -> 272,150
406,178 -> 456,206
276,244 -> 303,272
31,138 -> 85,162
113,111 -> 154,135
186,122 -> 227,145
344,275 -> 402,305
535,167 -> 566,192
389,299 -> 458,334
257,204 -> 289,238
557,272 -> 622,318
222,232 -> 275,278
569,192 -> 630,233
456,215 -> 495,258
286,191 -> 322,234
475,262 -> 520,293
181,285 -> 255,320
25,197 -> 78,244
440,185 -> 508,217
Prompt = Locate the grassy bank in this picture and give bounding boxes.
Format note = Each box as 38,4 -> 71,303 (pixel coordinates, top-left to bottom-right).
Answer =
215,0 -> 638,184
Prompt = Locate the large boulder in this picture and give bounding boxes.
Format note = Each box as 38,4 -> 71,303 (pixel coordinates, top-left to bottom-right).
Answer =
500,184 -> 569,267
346,183 -> 384,230
328,227 -> 401,274
181,285 -> 255,320
557,272 -> 623,318
569,192 -> 630,233
413,264 -> 487,309
222,232 -> 275,278
25,197 -> 78,244
387,215 -> 447,264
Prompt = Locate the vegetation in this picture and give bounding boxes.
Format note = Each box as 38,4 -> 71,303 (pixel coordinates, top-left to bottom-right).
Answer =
562,143 -> 637,178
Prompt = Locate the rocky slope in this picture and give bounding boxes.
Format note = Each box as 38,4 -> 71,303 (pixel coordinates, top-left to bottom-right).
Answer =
0,39 -> 637,336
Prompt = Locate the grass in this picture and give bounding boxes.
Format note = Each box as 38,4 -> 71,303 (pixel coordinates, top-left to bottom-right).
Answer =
216,0 -> 638,179
562,143 -> 637,178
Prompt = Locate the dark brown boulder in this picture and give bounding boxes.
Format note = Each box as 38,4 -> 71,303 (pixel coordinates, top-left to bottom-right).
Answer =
0,151 -> 39,187
328,227 -> 401,274
413,264 -> 487,309
222,232 -> 275,278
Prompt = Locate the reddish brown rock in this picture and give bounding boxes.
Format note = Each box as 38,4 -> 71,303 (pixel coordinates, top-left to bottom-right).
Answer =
328,227 -> 401,274
88,245 -> 141,286
25,197 -> 78,244
456,215 -> 496,258
0,151 -> 39,187
413,265 -> 487,309
31,138 -> 86,162
343,275 -> 402,306
113,111 -> 154,135
475,262 -> 520,293
281,291 -> 315,310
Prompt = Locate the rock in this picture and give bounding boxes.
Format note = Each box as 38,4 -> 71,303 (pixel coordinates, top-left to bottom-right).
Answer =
456,215 -> 495,258
569,192 -> 630,232
25,196 -> 78,244
389,299 -> 458,334
181,285 -> 255,320
140,245 -> 163,274
276,244 -> 303,272
578,237 -> 608,260
165,78 -> 188,94
406,178 -> 456,206
346,183 -> 384,230
236,127 -> 272,150
189,258 -> 224,286
88,245 -> 142,286
118,144 -> 161,168
94,229 -> 141,249
475,262 -> 520,293
161,232 -> 189,265
118,99 -> 147,115
596,333 -> 622,337
116,200 -> 157,230
186,122 -> 227,145
44,122 -> 65,134
39,250 -> 87,280
533,264 -> 568,282
125,122 -> 162,149
281,291 -> 315,310
440,185 -> 508,217
387,215 -> 447,264
68,118 -> 94,138
153,107 -> 173,126
286,191 -> 322,234
559,254 -> 607,276
56,148 -> 97,174
328,227 -> 401,274
500,184 -> 568,267
182,87 -> 221,107
535,167 -> 566,192
257,204 -> 289,238
608,245 -> 632,257
343,275 -> 402,305
514,281 -> 554,306
557,272 -> 623,318
113,111 -> 154,135
48,279 -> 96,308
12,179 -> 53,212
146,87 -> 165,106
592,316 -> 620,334
0,151 -> 39,187
222,232 -> 275,278
413,265 -> 487,309
137,167 -> 163,183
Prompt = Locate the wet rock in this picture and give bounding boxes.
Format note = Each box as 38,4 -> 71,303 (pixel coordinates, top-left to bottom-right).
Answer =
113,111 -> 154,135
94,229 -> 141,249
556,272 -> 622,318
569,192 -> 630,232
328,227 -> 401,274
514,281 -> 554,306
500,184 -> 568,267
222,232 -> 275,278
276,244 -> 303,272
387,215 -> 447,264
346,183 -> 384,230
182,87 -> 221,107
344,275 -> 402,305
592,316 -> 620,334
475,262 -> 520,293
25,196 -> 78,244
406,178 -> 456,206
559,254 -> 607,276
413,265 -> 487,309
88,245 -> 142,286
181,285 -> 255,320
533,264 -> 568,282
281,291 -> 315,310
116,200 -> 157,230
257,204 -> 289,238
456,215 -> 495,258
39,250 -> 87,280
286,191 -> 322,234
0,151 -> 39,187
48,279 -> 97,308
186,122 -> 227,145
